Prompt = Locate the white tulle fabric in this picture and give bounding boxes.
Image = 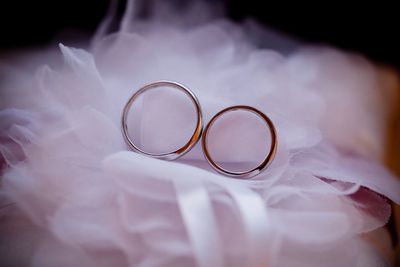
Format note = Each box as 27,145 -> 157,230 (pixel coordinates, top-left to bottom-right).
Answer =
0,1 -> 399,267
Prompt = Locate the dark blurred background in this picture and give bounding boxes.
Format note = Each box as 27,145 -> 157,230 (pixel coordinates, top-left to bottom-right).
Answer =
0,0 -> 399,70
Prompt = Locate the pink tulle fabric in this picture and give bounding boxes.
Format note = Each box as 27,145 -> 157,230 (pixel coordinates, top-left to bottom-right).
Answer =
0,1 -> 399,267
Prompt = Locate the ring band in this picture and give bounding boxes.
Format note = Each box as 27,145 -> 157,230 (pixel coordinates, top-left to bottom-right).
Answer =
121,81 -> 203,161
202,105 -> 277,178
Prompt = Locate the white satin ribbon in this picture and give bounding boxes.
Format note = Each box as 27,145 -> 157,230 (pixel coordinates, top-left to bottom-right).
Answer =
174,179 -> 225,267
103,151 -> 275,267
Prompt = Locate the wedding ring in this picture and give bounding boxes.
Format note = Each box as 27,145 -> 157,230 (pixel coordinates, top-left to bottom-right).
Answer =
121,81 -> 203,160
202,105 -> 277,178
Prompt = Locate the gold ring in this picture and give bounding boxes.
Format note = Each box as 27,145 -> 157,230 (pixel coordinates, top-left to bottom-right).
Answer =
202,105 -> 277,178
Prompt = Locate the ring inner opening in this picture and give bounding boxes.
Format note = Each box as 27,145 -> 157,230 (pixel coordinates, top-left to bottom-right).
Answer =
127,84 -> 198,155
206,109 -> 272,173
